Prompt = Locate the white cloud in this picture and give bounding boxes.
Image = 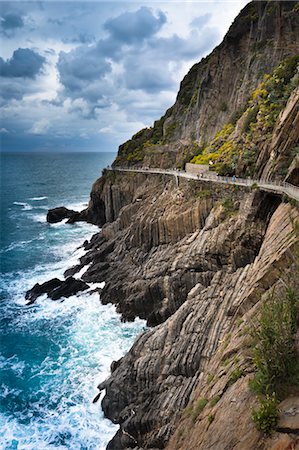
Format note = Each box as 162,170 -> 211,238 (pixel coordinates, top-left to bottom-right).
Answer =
0,127 -> 9,133
28,118 -> 50,134
1,1 -> 248,151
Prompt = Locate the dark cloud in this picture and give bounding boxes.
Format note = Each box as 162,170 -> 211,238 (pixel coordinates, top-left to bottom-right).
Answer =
0,48 -> 45,78
1,12 -> 24,30
0,79 -> 23,102
103,6 -> 166,43
55,6 -> 220,115
57,46 -> 111,94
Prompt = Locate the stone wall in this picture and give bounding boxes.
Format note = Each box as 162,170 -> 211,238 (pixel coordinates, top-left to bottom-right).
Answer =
185,162 -> 210,174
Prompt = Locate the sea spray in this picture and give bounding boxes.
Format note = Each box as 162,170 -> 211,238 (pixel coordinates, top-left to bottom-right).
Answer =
1,153 -> 145,449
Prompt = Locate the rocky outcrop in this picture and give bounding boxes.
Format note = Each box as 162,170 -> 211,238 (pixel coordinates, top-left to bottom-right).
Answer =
47,207 -> 77,223
25,277 -> 89,304
97,202 -> 298,449
33,2 -> 299,449
257,85 -> 299,181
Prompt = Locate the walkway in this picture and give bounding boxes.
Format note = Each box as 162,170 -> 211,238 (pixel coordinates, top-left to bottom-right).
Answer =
107,167 -> 299,202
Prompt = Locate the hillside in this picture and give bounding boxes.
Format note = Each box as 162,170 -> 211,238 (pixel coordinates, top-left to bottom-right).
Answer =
43,1 -> 299,449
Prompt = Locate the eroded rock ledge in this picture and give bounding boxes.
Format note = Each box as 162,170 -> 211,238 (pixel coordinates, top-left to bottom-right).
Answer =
96,195 -> 298,449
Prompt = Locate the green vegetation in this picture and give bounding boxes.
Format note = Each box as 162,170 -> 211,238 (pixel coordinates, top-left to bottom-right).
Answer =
207,373 -> 215,384
210,395 -> 221,407
182,397 -> 208,423
249,287 -> 299,397
228,368 -> 243,387
189,56 -> 299,177
221,198 -> 238,218
208,414 -> 215,424
196,189 -> 212,199
249,281 -> 299,434
192,398 -> 208,421
252,394 -> 279,434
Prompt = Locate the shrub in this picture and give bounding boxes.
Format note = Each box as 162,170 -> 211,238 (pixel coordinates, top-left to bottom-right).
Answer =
196,189 -> 212,199
250,288 -> 299,396
242,105 -> 259,132
221,198 -> 238,218
228,368 -> 243,387
249,283 -> 299,434
252,393 -> 279,434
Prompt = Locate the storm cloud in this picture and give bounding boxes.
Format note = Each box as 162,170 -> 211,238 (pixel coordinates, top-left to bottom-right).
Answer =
0,0 -> 248,152
56,7 -> 219,114
0,48 -> 45,78
103,7 -> 167,43
1,12 -> 24,30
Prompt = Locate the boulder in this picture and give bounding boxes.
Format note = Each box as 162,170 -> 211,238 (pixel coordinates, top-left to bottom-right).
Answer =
25,277 -> 89,303
46,207 -> 77,223
25,278 -> 61,304
49,277 -> 89,300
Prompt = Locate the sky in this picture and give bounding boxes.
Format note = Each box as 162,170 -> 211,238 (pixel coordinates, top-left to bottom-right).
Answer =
0,0 -> 248,152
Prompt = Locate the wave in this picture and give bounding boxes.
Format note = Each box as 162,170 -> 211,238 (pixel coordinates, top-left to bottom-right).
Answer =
0,202 -> 145,449
13,202 -> 32,211
0,289 -> 145,450
64,201 -> 88,212
30,213 -> 47,223
29,197 -> 48,201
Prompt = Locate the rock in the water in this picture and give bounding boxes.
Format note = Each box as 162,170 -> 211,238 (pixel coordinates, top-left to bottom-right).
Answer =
49,277 -> 89,300
25,278 -> 62,304
25,277 -> 89,303
46,207 -> 77,223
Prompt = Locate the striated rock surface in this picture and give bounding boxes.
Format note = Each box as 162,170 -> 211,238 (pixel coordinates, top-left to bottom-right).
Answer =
98,202 -> 298,449
32,2 -> 299,449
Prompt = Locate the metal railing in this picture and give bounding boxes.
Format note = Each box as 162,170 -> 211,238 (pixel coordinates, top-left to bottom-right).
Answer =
106,166 -> 299,202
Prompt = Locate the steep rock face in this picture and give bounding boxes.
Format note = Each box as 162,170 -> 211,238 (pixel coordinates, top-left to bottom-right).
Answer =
99,203 -> 298,449
36,2 -> 299,448
114,1 -> 299,169
257,85 -> 299,181
69,171 -> 281,327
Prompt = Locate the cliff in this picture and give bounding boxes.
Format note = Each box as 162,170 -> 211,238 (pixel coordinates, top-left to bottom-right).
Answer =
113,1 -> 299,175
41,1 -> 299,449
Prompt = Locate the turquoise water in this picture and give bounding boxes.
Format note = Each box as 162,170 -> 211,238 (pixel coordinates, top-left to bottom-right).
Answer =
0,153 -> 145,449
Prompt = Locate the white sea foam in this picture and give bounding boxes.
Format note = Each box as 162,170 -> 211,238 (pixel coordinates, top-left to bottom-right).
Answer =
1,202 -> 144,449
29,197 -> 48,201
30,213 -> 47,223
65,201 -> 88,211
13,201 -> 33,211
0,290 -> 145,450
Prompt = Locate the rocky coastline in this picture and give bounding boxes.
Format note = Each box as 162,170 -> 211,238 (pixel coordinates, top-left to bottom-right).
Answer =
27,2 -> 299,449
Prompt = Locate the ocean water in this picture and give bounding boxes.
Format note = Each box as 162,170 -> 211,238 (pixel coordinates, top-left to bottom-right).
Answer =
0,153 -> 146,450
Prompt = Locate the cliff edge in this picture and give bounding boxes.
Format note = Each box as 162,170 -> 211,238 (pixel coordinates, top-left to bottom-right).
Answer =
41,1 -> 299,449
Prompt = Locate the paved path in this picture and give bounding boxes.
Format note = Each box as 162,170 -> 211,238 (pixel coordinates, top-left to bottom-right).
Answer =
107,166 -> 299,202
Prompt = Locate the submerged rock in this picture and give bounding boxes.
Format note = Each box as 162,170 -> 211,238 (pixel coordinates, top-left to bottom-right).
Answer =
25,277 -> 89,304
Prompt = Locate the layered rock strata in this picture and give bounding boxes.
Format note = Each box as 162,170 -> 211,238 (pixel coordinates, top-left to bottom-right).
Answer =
97,199 -> 298,449
36,1 -> 299,448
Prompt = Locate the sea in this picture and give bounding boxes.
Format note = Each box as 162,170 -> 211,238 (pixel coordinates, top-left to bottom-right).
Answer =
0,152 -> 146,450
